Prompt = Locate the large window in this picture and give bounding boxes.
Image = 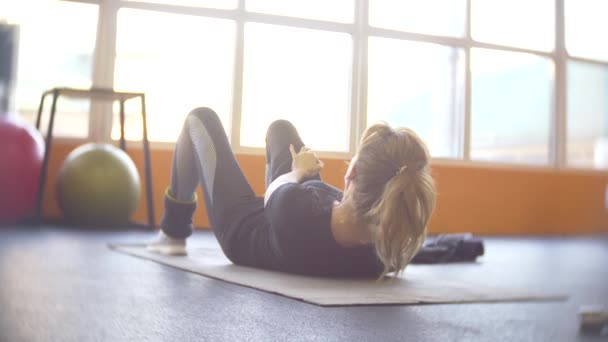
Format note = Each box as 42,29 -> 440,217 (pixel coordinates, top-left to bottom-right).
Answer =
112,8 -> 235,142
367,38 -> 464,158
240,23 -> 352,151
470,49 -> 553,164
471,0 -> 554,51
565,0 -> 608,61
2,0 -> 98,138
369,0 -> 465,37
7,0 -> 608,170
246,0 -> 354,23
567,62 -> 608,168
124,0 -> 237,10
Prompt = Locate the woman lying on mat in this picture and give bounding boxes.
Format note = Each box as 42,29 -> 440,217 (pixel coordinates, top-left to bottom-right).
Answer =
147,107 -> 436,278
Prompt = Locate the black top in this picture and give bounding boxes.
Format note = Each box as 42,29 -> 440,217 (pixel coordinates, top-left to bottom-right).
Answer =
264,180 -> 384,278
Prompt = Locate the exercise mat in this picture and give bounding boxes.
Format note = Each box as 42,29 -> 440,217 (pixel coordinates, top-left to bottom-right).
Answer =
109,244 -> 566,307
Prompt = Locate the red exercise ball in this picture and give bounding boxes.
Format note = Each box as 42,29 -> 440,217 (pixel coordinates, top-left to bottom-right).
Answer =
0,115 -> 44,224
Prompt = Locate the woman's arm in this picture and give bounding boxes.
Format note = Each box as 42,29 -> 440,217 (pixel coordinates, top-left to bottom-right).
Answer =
264,144 -> 323,207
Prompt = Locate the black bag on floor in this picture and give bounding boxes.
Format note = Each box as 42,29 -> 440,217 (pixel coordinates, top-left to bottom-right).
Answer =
411,233 -> 484,264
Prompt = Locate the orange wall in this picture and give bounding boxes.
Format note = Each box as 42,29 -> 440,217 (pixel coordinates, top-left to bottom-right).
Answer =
43,142 -> 608,235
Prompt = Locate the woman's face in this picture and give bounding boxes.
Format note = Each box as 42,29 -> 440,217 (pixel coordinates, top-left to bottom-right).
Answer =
344,155 -> 358,192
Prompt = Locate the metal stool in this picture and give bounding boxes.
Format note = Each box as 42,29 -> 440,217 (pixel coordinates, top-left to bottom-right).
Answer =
35,87 -> 155,228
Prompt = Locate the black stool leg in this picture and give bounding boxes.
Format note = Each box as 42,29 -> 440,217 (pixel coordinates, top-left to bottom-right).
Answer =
119,99 -> 126,151
35,89 -> 59,223
35,92 -> 47,130
140,94 -> 155,228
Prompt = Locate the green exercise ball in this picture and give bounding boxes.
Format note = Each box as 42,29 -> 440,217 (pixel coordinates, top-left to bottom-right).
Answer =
57,143 -> 141,226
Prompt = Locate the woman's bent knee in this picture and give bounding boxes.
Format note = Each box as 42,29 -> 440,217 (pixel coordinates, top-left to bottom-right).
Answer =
188,107 -> 219,123
266,119 -> 298,141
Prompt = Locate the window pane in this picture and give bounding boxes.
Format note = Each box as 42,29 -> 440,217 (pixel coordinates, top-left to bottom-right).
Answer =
471,0 -> 554,51
367,37 -> 464,158
246,0 -> 354,23
124,0 -> 236,10
565,0 -> 608,61
471,49 -> 553,164
567,62 -> 608,168
1,0 -> 97,138
113,9 -> 235,142
241,23 -> 352,151
0,24 -> 16,113
369,0 -> 465,37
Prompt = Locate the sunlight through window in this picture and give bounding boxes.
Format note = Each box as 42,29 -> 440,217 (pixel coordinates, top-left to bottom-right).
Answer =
369,0 -> 465,37
470,49 -> 553,164
367,37 -> 464,158
471,0 -> 554,52
246,0 -> 354,23
565,0 -> 608,61
567,62 -> 608,168
1,0 -> 97,138
124,0 -> 237,10
240,23 -> 352,152
113,9 -> 235,142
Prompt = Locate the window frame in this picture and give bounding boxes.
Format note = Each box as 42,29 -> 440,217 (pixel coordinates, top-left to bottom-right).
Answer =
53,0 -> 608,169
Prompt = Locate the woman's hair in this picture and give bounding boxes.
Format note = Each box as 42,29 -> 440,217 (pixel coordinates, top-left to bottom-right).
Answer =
345,122 -> 436,277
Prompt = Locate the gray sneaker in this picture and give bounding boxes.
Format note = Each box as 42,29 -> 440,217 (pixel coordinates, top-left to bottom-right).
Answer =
146,231 -> 187,256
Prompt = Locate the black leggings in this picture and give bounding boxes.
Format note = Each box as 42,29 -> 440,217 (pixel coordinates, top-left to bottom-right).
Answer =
162,107 -> 311,263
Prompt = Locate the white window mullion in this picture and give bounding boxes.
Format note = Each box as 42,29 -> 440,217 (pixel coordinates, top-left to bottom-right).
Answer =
244,12 -> 353,34
462,0 -> 472,161
352,0 -> 369,153
568,56 -> 608,67
230,0 -> 245,150
116,0 -> 237,19
90,0 -> 118,142
553,0 -> 567,167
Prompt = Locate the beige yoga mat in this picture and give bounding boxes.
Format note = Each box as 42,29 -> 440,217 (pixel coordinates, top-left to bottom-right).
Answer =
109,244 -> 566,307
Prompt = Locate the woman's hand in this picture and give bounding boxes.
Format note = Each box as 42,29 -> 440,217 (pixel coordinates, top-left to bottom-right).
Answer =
263,144 -> 324,206
290,144 -> 324,181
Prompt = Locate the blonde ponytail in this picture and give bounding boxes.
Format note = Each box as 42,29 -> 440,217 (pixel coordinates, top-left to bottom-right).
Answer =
368,168 -> 435,276
345,123 -> 437,278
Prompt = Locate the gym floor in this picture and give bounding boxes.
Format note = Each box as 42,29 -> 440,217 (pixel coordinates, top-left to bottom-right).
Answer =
0,226 -> 606,342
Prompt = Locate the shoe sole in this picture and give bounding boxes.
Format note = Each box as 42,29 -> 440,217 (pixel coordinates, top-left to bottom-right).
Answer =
146,245 -> 187,256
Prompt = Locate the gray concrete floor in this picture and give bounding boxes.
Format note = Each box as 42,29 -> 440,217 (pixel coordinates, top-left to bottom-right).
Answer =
0,226 -> 607,342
